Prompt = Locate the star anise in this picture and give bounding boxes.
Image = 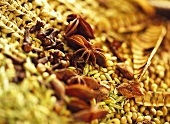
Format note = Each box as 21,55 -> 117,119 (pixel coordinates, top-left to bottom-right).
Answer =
67,98 -> 90,113
65,14 -> 95,39
66,35 -> 107,67
55,68 -> 100,90
66,84 -> 100,101
73,106 -> 108,122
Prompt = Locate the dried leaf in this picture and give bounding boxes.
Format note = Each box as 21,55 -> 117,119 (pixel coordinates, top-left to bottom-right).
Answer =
116,82 -> 143,98
131,25 -> 166,81
73,107 -> 108,122
106,39 -> 125,62
66,84 -> 100,101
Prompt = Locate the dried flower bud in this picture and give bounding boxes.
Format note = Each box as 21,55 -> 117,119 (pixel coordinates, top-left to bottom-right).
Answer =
22,42 -> 32,53
29,21 -> 44,33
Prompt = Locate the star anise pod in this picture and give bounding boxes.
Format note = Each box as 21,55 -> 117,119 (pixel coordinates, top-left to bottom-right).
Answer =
50,78 -> 65,100
66,35 -> 107,67
73,106 -> 108,122
66,84 -> 100,101
65,14 -> 95,39
55,68 -> 100,90
67,98 -> 90,113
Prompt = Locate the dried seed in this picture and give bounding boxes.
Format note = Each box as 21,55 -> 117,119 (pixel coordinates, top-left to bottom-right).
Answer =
136,115 -> 144,122
106,60 -> 114,67
93,73 -> 100,78
88,70 -> 99,75
105,73 -> 112,81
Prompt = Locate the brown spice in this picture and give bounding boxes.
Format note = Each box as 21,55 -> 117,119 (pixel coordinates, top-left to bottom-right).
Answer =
29,20 -> 44,33
65,14 -> 95,39
116,81 -> 143,98
66,35 -> 106,67
73,107 -> 108,122
66,84 -> 100,101
116,62 -> 134,80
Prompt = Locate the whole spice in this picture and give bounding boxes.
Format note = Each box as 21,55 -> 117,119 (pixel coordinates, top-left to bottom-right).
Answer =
65,14 -> 95,39
116,62 -> 134,79
66,35 -> 107,67
116,81 -> 143,98
55,68 -> 100,89
29,20 -> 44,33
22,27 -> 32,52
66,84 -> 99,102
73,106 -> 108,122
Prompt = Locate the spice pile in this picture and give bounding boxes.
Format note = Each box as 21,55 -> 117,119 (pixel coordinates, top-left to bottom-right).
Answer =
0,0 -> 170,124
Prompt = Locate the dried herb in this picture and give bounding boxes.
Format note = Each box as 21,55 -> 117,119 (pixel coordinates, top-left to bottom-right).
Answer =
131,24 -> 166,81
65,14 -> 95,39
36,28 -> 64,51
22,27 -> 32,52
66,35 -> 106,67
29,20 -> 44,33
116,82 -> 143,98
